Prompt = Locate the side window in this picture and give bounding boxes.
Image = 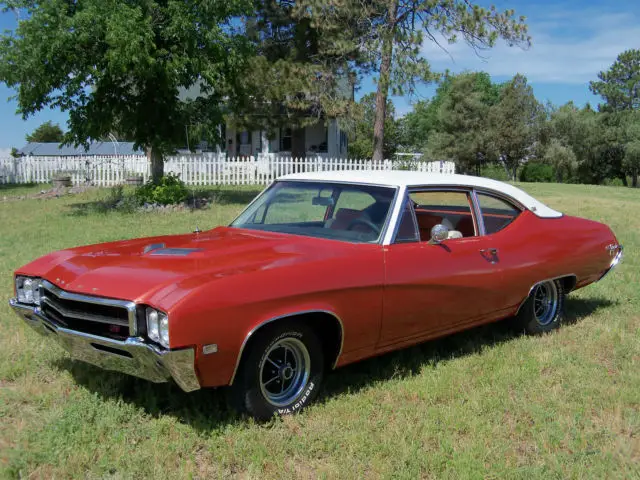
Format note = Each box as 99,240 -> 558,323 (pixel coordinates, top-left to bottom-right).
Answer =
394,199 -> 419,243
477,193 -> 521,234
409,191 -> 476,241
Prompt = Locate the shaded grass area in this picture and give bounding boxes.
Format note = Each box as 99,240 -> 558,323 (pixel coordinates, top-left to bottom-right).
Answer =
0,182 -> 638,478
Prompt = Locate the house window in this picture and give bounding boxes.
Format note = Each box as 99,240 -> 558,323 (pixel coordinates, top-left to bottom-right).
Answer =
236,130 -> 252,155
280,127 -> 292,151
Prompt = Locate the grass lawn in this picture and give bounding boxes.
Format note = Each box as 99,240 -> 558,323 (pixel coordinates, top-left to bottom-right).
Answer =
0,181 -> 638,479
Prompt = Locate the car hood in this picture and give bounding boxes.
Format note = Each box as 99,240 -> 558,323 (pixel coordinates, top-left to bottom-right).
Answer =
18,227 -> 332,304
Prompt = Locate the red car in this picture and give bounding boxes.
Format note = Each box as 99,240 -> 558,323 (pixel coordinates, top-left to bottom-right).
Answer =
10,171 -> 623,419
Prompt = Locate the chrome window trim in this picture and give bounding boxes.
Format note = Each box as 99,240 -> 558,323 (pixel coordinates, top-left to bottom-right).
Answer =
471,189 -> 486,236
40,280 -> 138,336
229,309 -> 345,385
393,186 -> 480,241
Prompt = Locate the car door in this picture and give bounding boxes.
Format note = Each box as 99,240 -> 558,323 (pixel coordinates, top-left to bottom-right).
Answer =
378,188 -> 510,347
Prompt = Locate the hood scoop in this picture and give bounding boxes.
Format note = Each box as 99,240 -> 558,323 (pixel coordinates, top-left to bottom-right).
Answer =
148,247 -> 203,257
143,243 -> 166,254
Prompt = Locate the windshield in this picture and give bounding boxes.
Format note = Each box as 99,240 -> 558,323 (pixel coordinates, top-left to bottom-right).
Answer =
231,181 -> 397,243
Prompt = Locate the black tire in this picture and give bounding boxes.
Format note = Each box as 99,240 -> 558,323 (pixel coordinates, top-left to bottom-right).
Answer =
228,322 -> 324,421
514,279 -> 565,334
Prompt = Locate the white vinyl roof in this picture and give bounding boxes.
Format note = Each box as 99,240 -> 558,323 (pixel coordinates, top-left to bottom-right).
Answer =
279,170 -> 562,218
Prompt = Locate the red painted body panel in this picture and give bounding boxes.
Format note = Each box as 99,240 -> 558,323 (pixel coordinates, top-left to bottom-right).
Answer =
14,210 -> 618,389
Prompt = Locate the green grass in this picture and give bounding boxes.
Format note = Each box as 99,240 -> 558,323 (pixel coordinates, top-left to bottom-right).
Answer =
0,182 -> 638,479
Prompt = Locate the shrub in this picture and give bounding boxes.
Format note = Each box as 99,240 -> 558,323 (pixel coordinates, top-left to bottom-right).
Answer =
135,174 -> 189,205
519,162 -> 554,183
480,164 -> 510,181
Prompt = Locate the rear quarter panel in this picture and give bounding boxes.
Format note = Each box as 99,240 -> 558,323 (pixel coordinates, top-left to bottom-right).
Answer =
489,210 -> 617,312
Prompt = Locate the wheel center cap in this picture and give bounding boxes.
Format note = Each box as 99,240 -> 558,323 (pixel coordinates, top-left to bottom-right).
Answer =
281,365 -> 294,380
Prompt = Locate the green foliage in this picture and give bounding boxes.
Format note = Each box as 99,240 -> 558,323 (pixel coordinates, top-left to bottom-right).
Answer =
543,139 -> 577,182
519,161 -> 554,183
0,0 -> 252,181
135,174 -> 188,205
590,49 -> 640,111
479,163 -> 510,181
426,72 -> 498,174
488,74 -> 544,181
349,93 -> 399,159
25,121 -> 64,143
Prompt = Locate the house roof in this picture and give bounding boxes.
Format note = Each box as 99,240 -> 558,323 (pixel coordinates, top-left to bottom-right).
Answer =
279,170 -> 563,218
18,141 -> 144,156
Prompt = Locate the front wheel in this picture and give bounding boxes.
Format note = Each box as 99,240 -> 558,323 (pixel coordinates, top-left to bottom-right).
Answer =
228,322 -> 324,421
514,279 -> 565,334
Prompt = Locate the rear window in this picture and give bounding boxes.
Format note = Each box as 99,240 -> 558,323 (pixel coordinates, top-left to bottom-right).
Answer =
477,193 -> 521,234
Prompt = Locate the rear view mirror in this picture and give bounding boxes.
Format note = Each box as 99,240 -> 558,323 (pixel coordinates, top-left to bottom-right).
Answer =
430,224 -> 449,244
312,196 -> 334,207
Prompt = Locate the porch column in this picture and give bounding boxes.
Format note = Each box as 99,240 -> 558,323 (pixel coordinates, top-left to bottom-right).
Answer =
327,119 -> 339,157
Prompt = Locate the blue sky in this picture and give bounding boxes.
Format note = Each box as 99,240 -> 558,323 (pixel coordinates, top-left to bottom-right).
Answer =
1,0 -> 639,150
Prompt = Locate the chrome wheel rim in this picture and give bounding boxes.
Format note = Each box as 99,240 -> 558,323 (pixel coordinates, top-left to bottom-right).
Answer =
259,337 -> 311,407
532,281 -> 559,326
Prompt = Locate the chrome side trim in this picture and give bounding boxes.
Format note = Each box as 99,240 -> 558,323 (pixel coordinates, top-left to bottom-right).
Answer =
9,299 -> 200,392
598,245 -> 623,281
229,309 -> 345,385
470,189 -> 485,236
514,274 -> 577,316
41,279 -> 138,336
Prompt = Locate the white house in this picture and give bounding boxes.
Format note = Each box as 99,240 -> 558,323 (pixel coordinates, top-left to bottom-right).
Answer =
225,120 -> 349,158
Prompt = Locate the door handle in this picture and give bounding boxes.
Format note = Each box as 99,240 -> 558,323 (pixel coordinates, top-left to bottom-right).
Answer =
480,248 -> 499,264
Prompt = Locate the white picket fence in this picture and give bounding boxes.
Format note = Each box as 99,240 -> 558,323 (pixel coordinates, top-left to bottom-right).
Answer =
0,153 -> 455,187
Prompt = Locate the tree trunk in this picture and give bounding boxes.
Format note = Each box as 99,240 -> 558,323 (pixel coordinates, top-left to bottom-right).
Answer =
149,146 -> 164,184
512,165 -> 518,182
372,0 -> 398,162
632,170 -> 638,187
291,127 -> 306,172
620,173 -> 628,186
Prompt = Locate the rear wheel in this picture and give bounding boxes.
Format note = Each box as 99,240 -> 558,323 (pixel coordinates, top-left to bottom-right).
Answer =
514,279 -> 565,334
228,322 -> 324,421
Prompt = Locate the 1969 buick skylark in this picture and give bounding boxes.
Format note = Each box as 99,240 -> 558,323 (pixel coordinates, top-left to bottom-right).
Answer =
10,171 -> 623,419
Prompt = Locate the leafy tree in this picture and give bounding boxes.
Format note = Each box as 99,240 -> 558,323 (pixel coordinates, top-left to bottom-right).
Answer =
590,49 -> 640,111
349,93 -> 398,159
622,111 -> 640,187
25,121 -> 64,143
426,72 -> 498,173
0,0 -> 250,183
342,0 -> 530,161
543,138 -> 577,182
232,0 -> 361,158
488,74 -> 543,181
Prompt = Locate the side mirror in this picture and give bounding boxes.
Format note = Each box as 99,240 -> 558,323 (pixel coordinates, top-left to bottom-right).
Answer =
430,224 -> 449,244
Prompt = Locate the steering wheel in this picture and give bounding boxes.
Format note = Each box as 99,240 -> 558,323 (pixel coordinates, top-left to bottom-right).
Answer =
346,218 -> 381,235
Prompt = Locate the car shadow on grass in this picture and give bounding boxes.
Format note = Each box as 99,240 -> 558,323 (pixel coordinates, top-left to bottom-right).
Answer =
53,295 -> 613,429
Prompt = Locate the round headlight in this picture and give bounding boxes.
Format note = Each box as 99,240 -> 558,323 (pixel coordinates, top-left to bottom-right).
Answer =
147,309 -> 159,342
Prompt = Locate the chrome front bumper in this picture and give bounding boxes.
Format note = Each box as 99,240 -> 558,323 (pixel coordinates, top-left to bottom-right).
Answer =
9,299 -> 201,392
599,245 -> 624,282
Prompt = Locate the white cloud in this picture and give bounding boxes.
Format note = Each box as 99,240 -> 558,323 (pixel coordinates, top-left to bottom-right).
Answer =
420,9 -> 640,84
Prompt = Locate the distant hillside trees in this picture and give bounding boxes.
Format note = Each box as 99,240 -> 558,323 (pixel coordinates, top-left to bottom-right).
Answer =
400,49 -> 640,186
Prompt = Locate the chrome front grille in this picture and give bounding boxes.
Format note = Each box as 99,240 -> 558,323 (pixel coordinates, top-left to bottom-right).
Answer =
39,280 -> 136,340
